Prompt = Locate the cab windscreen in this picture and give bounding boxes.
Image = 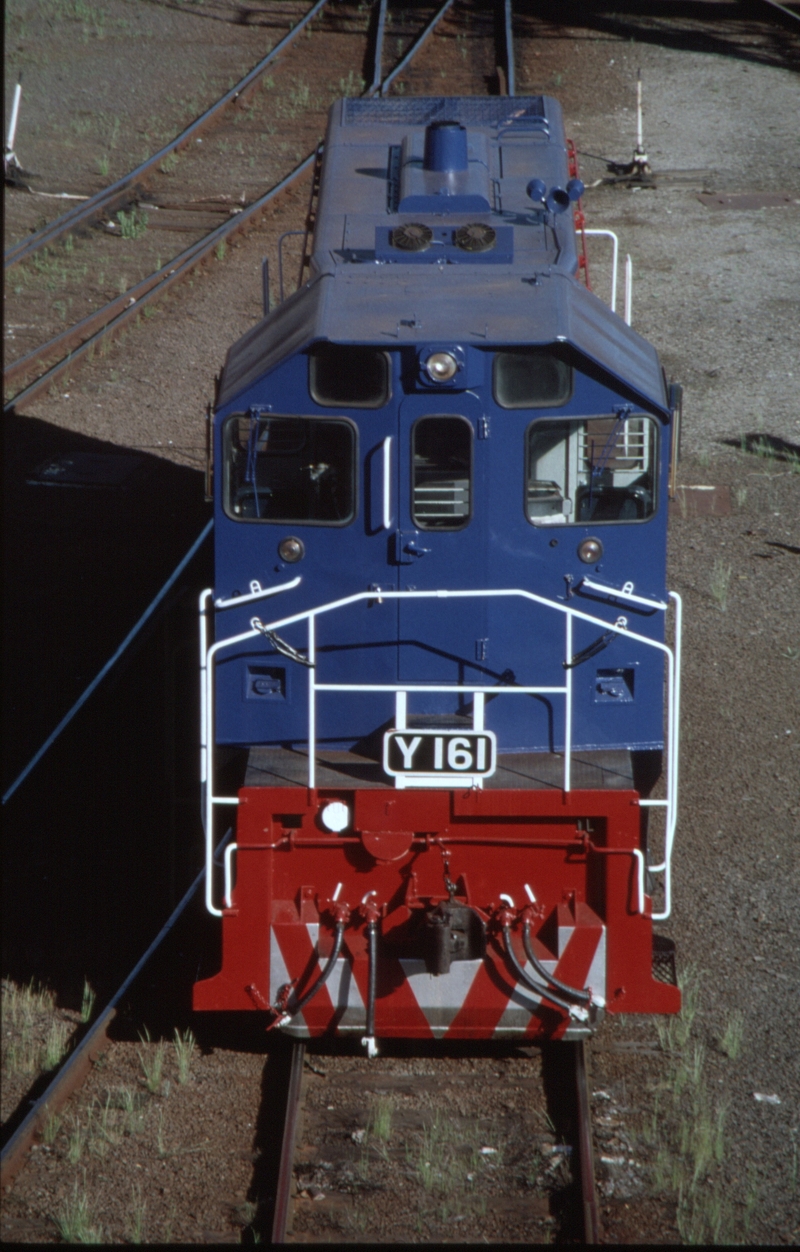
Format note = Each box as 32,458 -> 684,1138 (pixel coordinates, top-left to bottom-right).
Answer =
494,348 -> 572,409
309,344 -> 390,408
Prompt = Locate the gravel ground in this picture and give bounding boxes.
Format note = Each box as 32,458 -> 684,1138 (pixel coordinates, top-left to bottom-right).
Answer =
3,0 -> 799,1244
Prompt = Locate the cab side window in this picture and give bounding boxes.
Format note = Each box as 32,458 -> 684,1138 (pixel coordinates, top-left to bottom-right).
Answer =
225,414 -> 356,524
526,414 -> 657,525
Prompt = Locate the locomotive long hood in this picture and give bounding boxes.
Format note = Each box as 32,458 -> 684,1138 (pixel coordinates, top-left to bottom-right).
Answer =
217,267 -> 669,415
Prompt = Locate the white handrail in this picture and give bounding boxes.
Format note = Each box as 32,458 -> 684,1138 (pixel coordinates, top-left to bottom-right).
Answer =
579,576 -> 668,612
382,436 -> 392,530
215,575 -> 301,610
583,228 -> 619,313
200,585 -> 680,918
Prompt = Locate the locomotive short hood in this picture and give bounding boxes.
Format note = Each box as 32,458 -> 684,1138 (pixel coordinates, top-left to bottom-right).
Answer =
218,266 -> 667,414
218,95 -> 668,414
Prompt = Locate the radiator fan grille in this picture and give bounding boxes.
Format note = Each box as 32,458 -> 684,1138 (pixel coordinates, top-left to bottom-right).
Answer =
454,223 -> 497,253
391,222 -> 433,252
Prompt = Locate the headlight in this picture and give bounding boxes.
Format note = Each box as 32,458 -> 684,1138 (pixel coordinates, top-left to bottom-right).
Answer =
425,351 -> 459,383
577,537 -> 603,564
278,536 -> 305,563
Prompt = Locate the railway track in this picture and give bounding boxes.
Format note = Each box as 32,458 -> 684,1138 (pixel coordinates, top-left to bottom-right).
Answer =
0,845 -> 215,1193
270,1038 -> 600,1243
3,0 -> 466,412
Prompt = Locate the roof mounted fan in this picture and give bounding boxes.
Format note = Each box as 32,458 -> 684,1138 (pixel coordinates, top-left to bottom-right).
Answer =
392,222 -> 433,252
454,223 -> 497,253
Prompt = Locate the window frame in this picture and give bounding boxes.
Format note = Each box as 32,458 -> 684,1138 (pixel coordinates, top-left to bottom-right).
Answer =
308,342 -> 392,410
222,411 -> 358,527
410,413 -> 474,532
523,412 -> 659,528
493,347 -> 573,411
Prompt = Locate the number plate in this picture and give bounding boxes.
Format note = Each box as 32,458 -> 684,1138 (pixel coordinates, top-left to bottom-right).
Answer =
383,729 -> 497,778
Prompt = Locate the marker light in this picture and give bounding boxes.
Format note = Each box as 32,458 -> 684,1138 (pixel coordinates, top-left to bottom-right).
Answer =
321,801 -> 350,833
577,537 -> 604,564
278,536 -> 305,563
425,351 -> 459,383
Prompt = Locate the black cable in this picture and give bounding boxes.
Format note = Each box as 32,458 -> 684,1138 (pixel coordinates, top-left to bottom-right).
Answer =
283,921 -> 345,1019
365,921 -> 378,1039
522,922 -> 591,1006
502,925 -> 584,1019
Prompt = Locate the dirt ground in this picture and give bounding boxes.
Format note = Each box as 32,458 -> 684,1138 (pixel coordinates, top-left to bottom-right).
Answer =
3,0 -> 799,1245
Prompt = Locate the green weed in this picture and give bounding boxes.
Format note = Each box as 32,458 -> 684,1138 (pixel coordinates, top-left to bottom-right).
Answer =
137,1027 -> 165,1093
719,1009 -> 745,1059
173,1027 -> 196,1084
127,1182 -> 146,1243
80,979 -> 96,1024
117,207 -> 148,239
53,1182 -> 103,1243
215,239 -> 227,262
370,1094 -> 394,1144
710,559 -> 732,611
42,1019 -> 68,1071
96,154 -> 109,177
67,1115 -> 87,1164
42,1106 -> 62,1145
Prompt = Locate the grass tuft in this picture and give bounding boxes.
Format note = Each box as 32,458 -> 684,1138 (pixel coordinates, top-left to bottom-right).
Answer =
137,1027 -> 165,1093
173,1027 -> 196,1084
80,979 -> 96,1024
127,1182 -> 146,1243
53,1182 -> 103,1244
709,559 -> 732,612
117,207 -> 148,239
42,1019 -> 68,1071
719,1009 -> 745,1059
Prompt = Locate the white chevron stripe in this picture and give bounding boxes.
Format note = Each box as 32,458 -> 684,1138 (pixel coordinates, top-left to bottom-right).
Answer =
270,925 -> 309,1036
399,959 -> 484,1038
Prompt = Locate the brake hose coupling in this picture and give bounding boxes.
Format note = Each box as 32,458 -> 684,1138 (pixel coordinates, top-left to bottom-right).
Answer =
359,890 -> 382,925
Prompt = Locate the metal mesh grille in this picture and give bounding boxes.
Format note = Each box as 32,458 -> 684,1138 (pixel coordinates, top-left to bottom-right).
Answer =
343,97 -> 547,127
652,934 -> 678,986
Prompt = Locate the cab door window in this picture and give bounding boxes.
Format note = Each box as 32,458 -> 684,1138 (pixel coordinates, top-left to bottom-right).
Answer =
411,416 -> 472,530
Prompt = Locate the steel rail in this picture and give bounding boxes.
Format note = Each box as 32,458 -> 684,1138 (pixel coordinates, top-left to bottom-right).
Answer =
368,0 -> 389,95
504,0 -> 516,97
3,0 -> 331,270
574,1041 -> 601,1244
4,229 -> 215,393
4,0 -> 456,413
2,519 -> 213,805
379,0 -> 456,94
0,832 -> 230,1193
3,152 -> 316,415
271,1039 -> 306,1243
758,0 -> 800,24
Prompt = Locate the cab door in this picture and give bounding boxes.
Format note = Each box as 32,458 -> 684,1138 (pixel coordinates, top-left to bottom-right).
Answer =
395,394 -> 488,698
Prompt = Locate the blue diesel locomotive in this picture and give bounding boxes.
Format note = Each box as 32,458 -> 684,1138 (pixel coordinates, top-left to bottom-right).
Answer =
195,96 -> 681,1044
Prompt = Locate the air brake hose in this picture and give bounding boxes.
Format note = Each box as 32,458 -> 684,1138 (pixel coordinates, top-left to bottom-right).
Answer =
365,919 -> 378,1040
501,924 -> 589,1023
274,920 -> 345,1026
522,921 -> 592,1006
